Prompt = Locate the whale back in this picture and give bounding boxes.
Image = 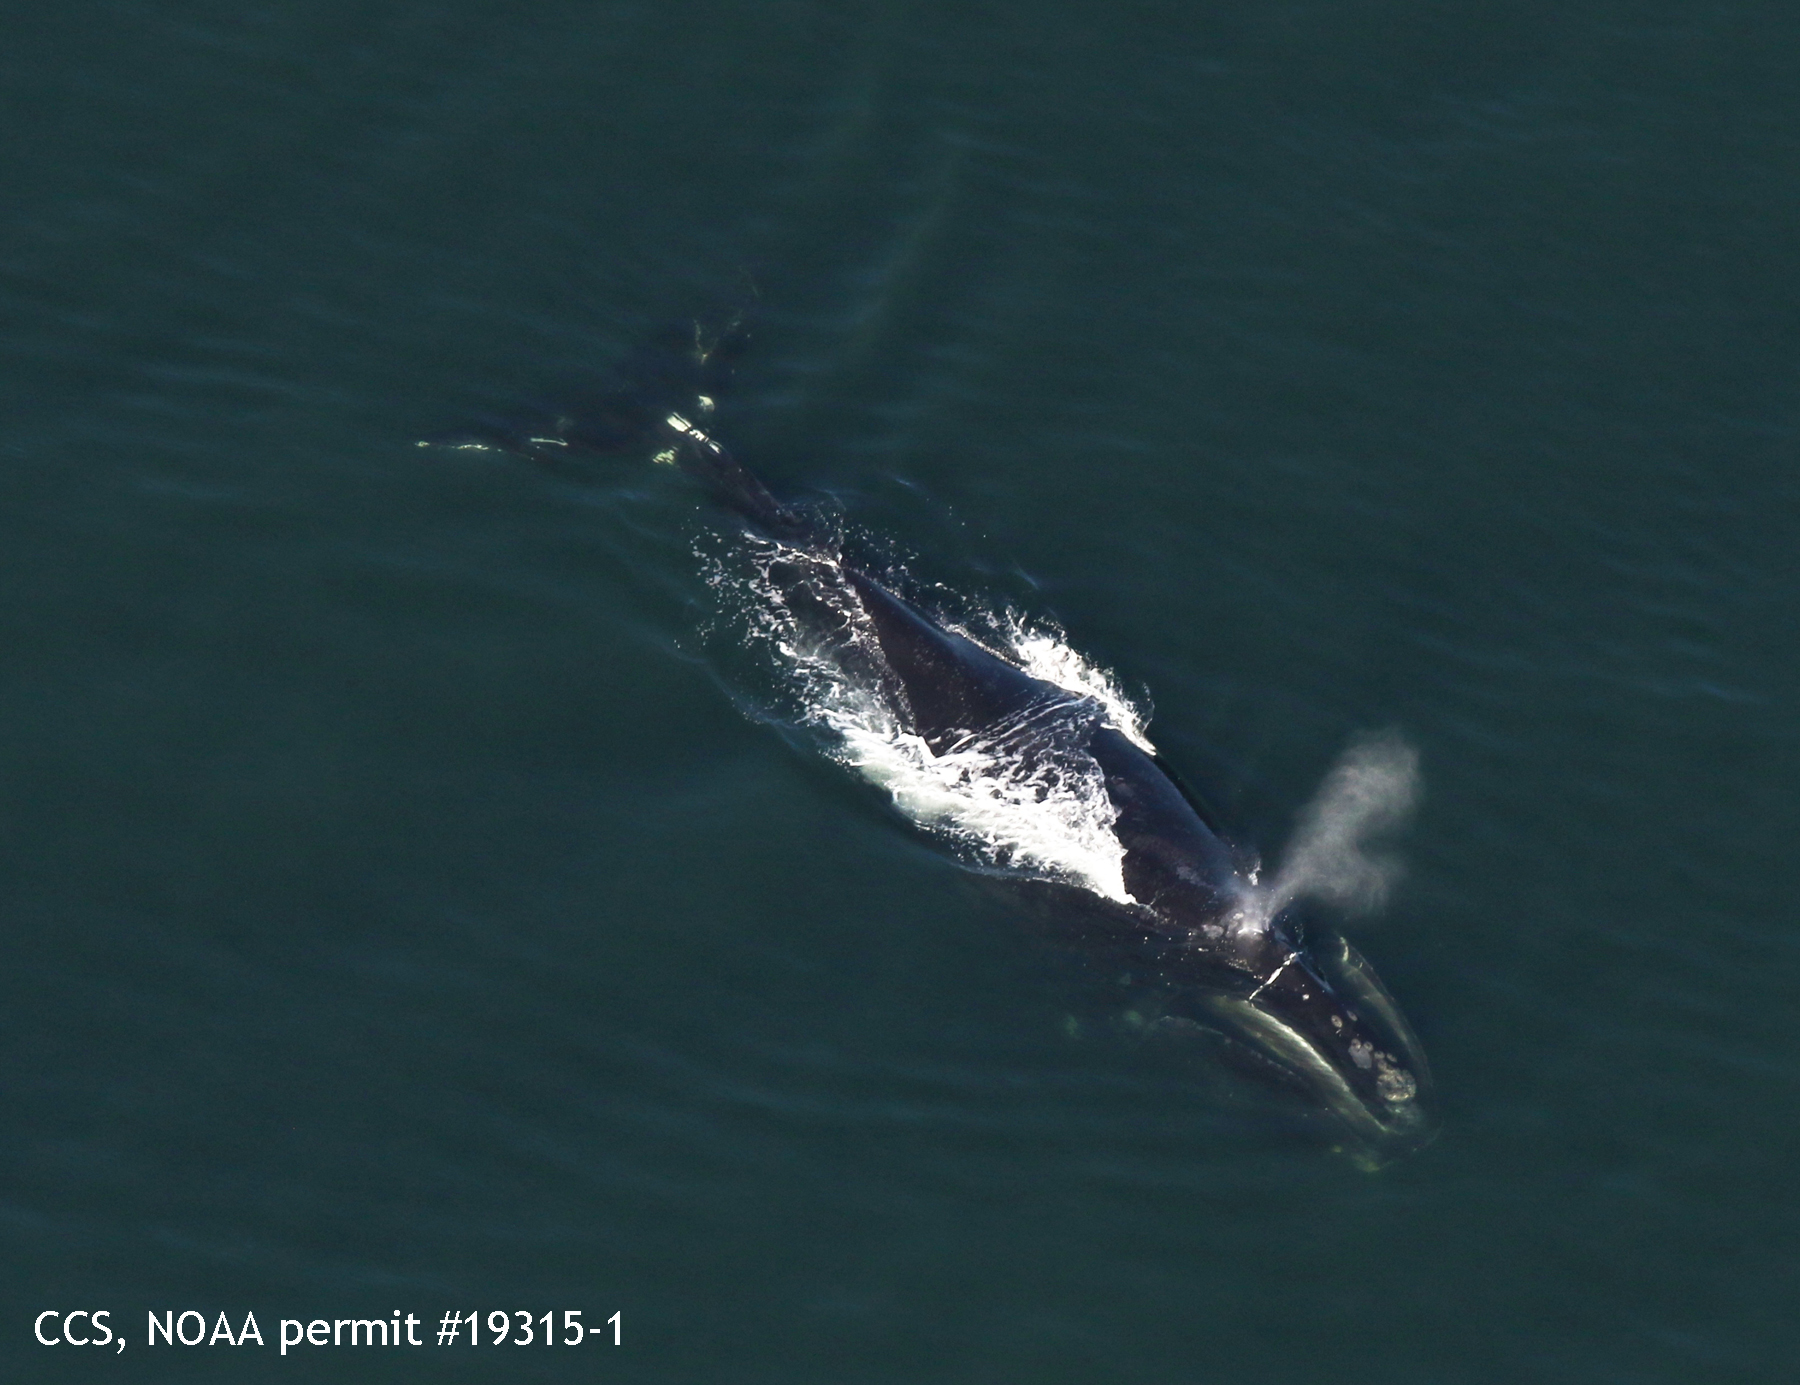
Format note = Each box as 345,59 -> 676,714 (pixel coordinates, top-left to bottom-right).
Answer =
842,569 -> 1048,752
841,567 -> 1243,924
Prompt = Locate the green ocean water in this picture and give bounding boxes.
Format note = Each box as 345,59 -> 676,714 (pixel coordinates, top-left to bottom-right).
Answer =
3,2 -> 1795,1380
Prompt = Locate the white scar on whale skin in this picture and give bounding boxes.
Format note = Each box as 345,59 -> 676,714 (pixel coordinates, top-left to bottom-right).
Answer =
1248,730 -> 1422,931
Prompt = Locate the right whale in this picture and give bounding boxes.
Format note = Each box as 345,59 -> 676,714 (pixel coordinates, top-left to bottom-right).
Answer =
443,319 -> 1435,1163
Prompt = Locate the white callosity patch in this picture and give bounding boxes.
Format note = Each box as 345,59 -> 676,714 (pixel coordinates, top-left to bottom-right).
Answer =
1263,730 -> 1421,919
705,537 -> 1142,904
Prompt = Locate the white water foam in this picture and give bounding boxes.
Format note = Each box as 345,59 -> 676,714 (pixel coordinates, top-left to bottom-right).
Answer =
705,538 -> 1141,904
980,611 -> 1156,754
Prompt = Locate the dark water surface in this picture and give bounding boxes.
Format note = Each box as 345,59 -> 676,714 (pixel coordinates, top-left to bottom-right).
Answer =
4,2 -> 1796,1380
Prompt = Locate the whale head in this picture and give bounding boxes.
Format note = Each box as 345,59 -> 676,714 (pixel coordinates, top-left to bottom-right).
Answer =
1173,925 -> 1436,1164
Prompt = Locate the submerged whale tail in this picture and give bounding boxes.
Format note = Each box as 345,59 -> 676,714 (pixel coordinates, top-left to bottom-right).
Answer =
425,299 -> 822,546
421,297 -> 761,471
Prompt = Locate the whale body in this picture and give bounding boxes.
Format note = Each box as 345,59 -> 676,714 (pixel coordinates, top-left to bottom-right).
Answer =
446,320 -> 1434,1162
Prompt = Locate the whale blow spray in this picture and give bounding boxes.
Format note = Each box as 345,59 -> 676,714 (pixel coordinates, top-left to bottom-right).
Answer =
1264,730 -> 1421,920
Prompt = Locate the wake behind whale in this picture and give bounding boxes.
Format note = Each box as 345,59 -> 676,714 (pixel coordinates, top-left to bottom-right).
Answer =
439,315 -> 1436,1163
